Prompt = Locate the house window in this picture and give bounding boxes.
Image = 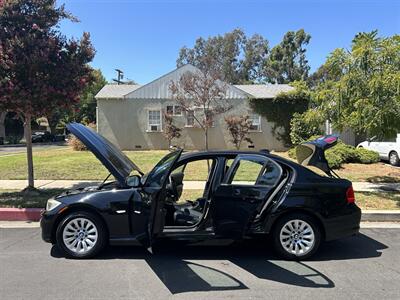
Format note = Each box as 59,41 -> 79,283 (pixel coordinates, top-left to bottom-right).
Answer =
186,110 -> 195,127
174,105 -> 182,116
166,105 -> 182,116
249,113 -> 261,131
148,110 -> 161,132
166,105 -> 174,115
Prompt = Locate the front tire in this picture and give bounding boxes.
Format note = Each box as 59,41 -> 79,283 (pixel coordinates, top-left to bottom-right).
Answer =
389,151 -> 399,166
272,213 -> 321,260
56,211 -> 106,259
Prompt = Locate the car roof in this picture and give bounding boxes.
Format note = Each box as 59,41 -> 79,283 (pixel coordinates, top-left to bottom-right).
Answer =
179,150 -> 296,166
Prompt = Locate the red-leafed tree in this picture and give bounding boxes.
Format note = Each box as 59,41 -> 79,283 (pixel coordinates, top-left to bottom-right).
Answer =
163,111 -> 181,148
0,0 -> 95,189
224,115 -> 253,149
169,58 -> 232,150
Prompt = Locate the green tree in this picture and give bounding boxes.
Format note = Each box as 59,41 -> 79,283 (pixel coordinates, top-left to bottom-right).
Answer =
46,68 -> 106,132
177,28 -> 269,84
264,29 -> 311,83
0,0 -> 94,188
250,81 -> 310,147
310,31 -> 400,139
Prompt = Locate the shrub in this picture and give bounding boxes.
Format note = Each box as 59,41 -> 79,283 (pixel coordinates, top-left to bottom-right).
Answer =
290,112 -> 323,145
354,147 -> 380,164
68,135 -> 86,151
67,123 -> 96,151
288,136 -> 379,169
325,151 -> 343,169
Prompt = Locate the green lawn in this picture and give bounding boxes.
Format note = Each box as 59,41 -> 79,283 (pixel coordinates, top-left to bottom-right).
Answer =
0,148 -> 399,183
0,148 -> 253,181
0,149 -> 168,180
355,191 -> 400,210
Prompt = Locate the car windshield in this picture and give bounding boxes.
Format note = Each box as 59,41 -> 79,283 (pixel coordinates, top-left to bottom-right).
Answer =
143,150 -> 181,187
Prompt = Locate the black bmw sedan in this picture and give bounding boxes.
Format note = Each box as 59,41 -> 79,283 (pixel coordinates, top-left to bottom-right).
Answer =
41,123 -> 361,260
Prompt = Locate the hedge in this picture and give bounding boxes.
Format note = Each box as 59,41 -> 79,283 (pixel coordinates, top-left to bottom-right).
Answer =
288,138 -> 379,169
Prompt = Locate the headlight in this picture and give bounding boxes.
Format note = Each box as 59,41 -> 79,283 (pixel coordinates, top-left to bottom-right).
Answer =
46,199 -> 62,211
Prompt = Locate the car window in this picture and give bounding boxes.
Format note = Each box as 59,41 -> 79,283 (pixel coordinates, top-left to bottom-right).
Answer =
257,160 -> 282,186
226,155 -> 282,186
144,150 -> 181,187
229,159 -> 264,185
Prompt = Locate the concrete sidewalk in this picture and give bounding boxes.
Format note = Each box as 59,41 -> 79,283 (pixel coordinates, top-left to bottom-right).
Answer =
0,179 -> 399,192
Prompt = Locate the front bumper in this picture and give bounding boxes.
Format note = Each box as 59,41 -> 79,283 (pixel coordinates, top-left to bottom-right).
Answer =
40,210 -> 59,243
324,205 -> 362,241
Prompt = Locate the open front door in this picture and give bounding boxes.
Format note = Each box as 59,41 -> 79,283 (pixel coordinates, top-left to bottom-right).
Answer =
136,149 -> 183,252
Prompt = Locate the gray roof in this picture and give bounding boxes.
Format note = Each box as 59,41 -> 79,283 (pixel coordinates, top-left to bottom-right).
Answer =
234,84 -> 294,99
95,65 -> 294,100
95,84 -> 141,99
96,83 -> 293,99
124,65 -> 249,100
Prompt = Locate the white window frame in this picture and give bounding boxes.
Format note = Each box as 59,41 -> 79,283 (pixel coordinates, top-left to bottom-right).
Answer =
249,113 -> 262,132
185,110 -> 195,127
173,105 -> 182,116
166,105 -> 182,116
147,110 -> 162,132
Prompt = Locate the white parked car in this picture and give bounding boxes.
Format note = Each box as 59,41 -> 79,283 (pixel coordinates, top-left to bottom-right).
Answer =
357,134 -> 400,166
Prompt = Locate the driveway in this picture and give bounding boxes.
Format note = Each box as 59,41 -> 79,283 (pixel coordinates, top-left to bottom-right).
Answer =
0,228 -> 399,299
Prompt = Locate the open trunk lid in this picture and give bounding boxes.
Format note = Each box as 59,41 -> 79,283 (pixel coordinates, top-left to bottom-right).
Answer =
296,135 -> 339,176
67,122 -> 143,186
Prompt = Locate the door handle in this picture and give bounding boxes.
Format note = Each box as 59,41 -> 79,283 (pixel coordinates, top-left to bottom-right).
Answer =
243,197 -> 258,203
233,189 -> 240,196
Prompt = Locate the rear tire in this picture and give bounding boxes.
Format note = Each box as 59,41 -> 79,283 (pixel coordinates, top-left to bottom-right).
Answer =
56,211 -> 107,259
389,151 -> 399,166
272,213 -> 321,260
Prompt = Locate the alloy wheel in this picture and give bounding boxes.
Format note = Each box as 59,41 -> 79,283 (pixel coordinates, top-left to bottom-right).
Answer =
389,152 -> 398,166
279,219 -> 315,256
62,217 -> 98,254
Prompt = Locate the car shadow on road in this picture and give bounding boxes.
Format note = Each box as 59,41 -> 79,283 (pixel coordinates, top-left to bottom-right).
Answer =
50,233 -> 387,294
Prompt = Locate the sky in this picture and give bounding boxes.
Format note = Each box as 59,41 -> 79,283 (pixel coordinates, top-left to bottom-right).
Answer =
58,0 -> 400,84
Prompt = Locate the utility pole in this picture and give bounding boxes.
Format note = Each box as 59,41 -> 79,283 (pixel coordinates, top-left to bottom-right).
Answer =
113,69 -> 124,85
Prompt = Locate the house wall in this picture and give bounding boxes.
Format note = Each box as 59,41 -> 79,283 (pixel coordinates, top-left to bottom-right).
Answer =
325,120 -> 356,146
97,98 -> 287,151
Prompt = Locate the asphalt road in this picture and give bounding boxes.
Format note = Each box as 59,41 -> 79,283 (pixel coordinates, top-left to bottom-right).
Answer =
0,143 -> 67,156
0,228 -> 399,300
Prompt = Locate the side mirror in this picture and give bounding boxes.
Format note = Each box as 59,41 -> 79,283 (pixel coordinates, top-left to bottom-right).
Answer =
126,175 -> 142,187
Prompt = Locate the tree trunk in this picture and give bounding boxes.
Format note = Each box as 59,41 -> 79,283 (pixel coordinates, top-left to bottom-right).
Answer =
47,115 -> 58,135
204,128 -> 209,151
0,111 -> 6,143
24,114 -> 34,188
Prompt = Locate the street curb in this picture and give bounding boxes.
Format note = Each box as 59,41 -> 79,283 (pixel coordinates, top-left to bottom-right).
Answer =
0,208 -> 43,221
361,211 -> 400,222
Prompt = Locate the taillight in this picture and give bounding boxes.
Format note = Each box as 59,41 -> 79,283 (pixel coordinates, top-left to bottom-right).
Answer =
346,186 -> 355,204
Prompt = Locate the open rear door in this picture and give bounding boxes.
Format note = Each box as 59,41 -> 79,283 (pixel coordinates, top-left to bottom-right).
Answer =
296,135 -> 338,176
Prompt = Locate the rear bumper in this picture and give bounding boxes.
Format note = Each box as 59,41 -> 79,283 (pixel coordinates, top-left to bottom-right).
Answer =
324,205 -> 362,241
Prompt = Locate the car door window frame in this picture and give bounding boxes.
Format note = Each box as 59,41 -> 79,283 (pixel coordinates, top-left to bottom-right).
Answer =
223,154 -> 282,188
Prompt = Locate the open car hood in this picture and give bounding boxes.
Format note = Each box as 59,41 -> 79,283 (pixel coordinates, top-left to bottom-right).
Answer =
296,135 -> 338,175
67,123 -> 143,186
